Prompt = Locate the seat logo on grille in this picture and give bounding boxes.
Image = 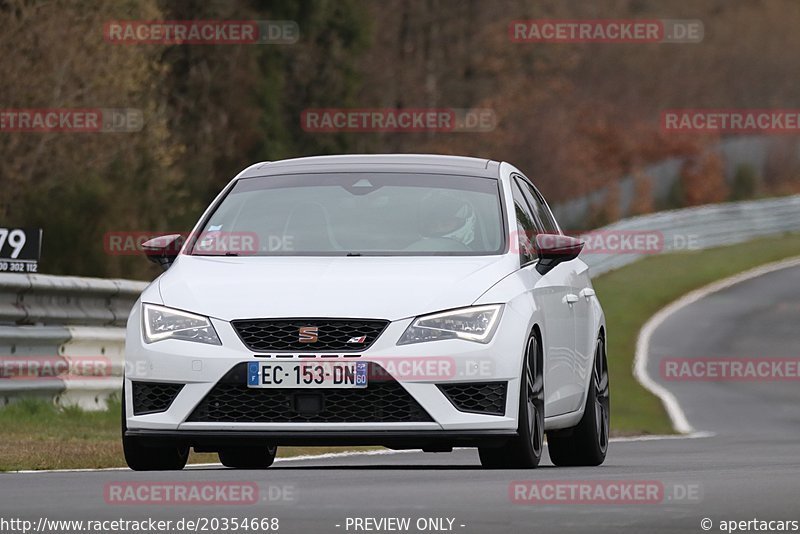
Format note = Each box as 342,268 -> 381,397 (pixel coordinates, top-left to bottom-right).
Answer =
298,326 -> 319,343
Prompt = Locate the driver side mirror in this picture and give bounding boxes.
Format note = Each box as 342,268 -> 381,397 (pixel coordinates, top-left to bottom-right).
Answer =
534,234 -> 584,275
142,234 -> 184,271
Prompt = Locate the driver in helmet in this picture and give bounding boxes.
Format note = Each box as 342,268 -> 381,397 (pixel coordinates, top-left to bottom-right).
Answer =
417,191 -> 477,248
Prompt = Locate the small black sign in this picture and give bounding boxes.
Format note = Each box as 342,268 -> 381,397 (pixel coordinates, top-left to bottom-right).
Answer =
0,227 -> 42,273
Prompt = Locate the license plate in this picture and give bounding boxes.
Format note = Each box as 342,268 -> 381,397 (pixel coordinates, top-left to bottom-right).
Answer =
247,361 -> 368,389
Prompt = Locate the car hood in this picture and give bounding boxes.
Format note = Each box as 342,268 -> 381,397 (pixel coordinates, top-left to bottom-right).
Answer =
156,255 -> 516,321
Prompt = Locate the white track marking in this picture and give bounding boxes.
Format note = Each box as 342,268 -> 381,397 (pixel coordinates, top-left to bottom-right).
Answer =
273,448 -> 422,463
609,432 -> 714,442
6,449 -> 424,474
633,256 -> 800,434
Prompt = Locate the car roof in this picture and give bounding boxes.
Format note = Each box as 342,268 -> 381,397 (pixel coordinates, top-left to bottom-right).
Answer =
239,154 -> 502,179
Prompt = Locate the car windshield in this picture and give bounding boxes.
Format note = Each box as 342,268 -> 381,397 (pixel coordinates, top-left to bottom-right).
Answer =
191,172 -> 505,256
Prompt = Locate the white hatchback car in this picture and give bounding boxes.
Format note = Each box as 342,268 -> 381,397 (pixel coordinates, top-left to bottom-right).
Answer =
123,154 -> 609,470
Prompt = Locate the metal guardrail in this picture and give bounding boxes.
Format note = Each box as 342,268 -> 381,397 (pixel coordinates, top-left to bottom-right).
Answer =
582,194 -> 800,276
0,275 -> 145,408
1,194 -> 800,409
0,274 -> 146,326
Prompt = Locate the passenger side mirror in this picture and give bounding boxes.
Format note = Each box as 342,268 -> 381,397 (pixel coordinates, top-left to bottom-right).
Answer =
142,234 -> 184,270
534,234 -> 584,275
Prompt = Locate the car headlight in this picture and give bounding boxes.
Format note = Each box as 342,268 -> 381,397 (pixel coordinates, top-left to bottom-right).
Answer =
142,303 -> 221,345
397,304 -> 503,345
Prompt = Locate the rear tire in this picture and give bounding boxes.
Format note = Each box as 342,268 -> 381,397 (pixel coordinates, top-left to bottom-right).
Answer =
479,330 -> 544,469
121,384 -> 189,471
218,446 -> 277,469
547,335 -> 610,467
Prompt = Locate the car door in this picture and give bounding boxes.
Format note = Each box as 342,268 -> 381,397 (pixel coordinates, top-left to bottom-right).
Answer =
514,175 -> 587,415
510,178 -> 577,417
530,182 -> 596,401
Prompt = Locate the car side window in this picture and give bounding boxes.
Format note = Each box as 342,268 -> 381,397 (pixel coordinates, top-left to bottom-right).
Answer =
515,176 -> 559,234
511,180 -> 540,265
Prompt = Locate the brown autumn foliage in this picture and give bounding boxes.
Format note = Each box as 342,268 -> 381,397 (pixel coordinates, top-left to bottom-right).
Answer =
357,0 -> 800,202
680,151 -> 728,206
764,139 -> 800,193
630,172 -> 655,216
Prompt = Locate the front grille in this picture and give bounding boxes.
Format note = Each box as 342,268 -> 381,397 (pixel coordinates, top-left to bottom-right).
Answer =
232,318 -> 389,352
132,381 -> 184,415
438,382 -> 507,416
188,363 -> 433,423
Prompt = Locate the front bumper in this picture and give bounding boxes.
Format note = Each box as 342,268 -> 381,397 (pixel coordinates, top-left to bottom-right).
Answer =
123,429 -> 518,449
124,304 -> 528,435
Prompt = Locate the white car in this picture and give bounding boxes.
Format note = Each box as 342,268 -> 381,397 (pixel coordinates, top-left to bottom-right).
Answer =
122,154 -> 609,470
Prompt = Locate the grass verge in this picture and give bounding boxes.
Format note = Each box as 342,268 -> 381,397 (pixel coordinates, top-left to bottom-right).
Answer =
0,397 -> 379,471
2,232 -> 799,470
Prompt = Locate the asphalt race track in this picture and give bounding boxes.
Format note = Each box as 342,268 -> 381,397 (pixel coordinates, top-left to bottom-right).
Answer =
2,265 -> 800,534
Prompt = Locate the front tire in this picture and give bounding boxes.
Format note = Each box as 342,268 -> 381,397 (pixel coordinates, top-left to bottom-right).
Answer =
479,330 -> 544,469
547,335 -> 610,466
121,385 -> 189,471
218,446 -> 277,469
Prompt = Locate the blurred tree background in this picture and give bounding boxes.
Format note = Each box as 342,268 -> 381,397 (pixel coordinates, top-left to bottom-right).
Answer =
1,0 -> 799,279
